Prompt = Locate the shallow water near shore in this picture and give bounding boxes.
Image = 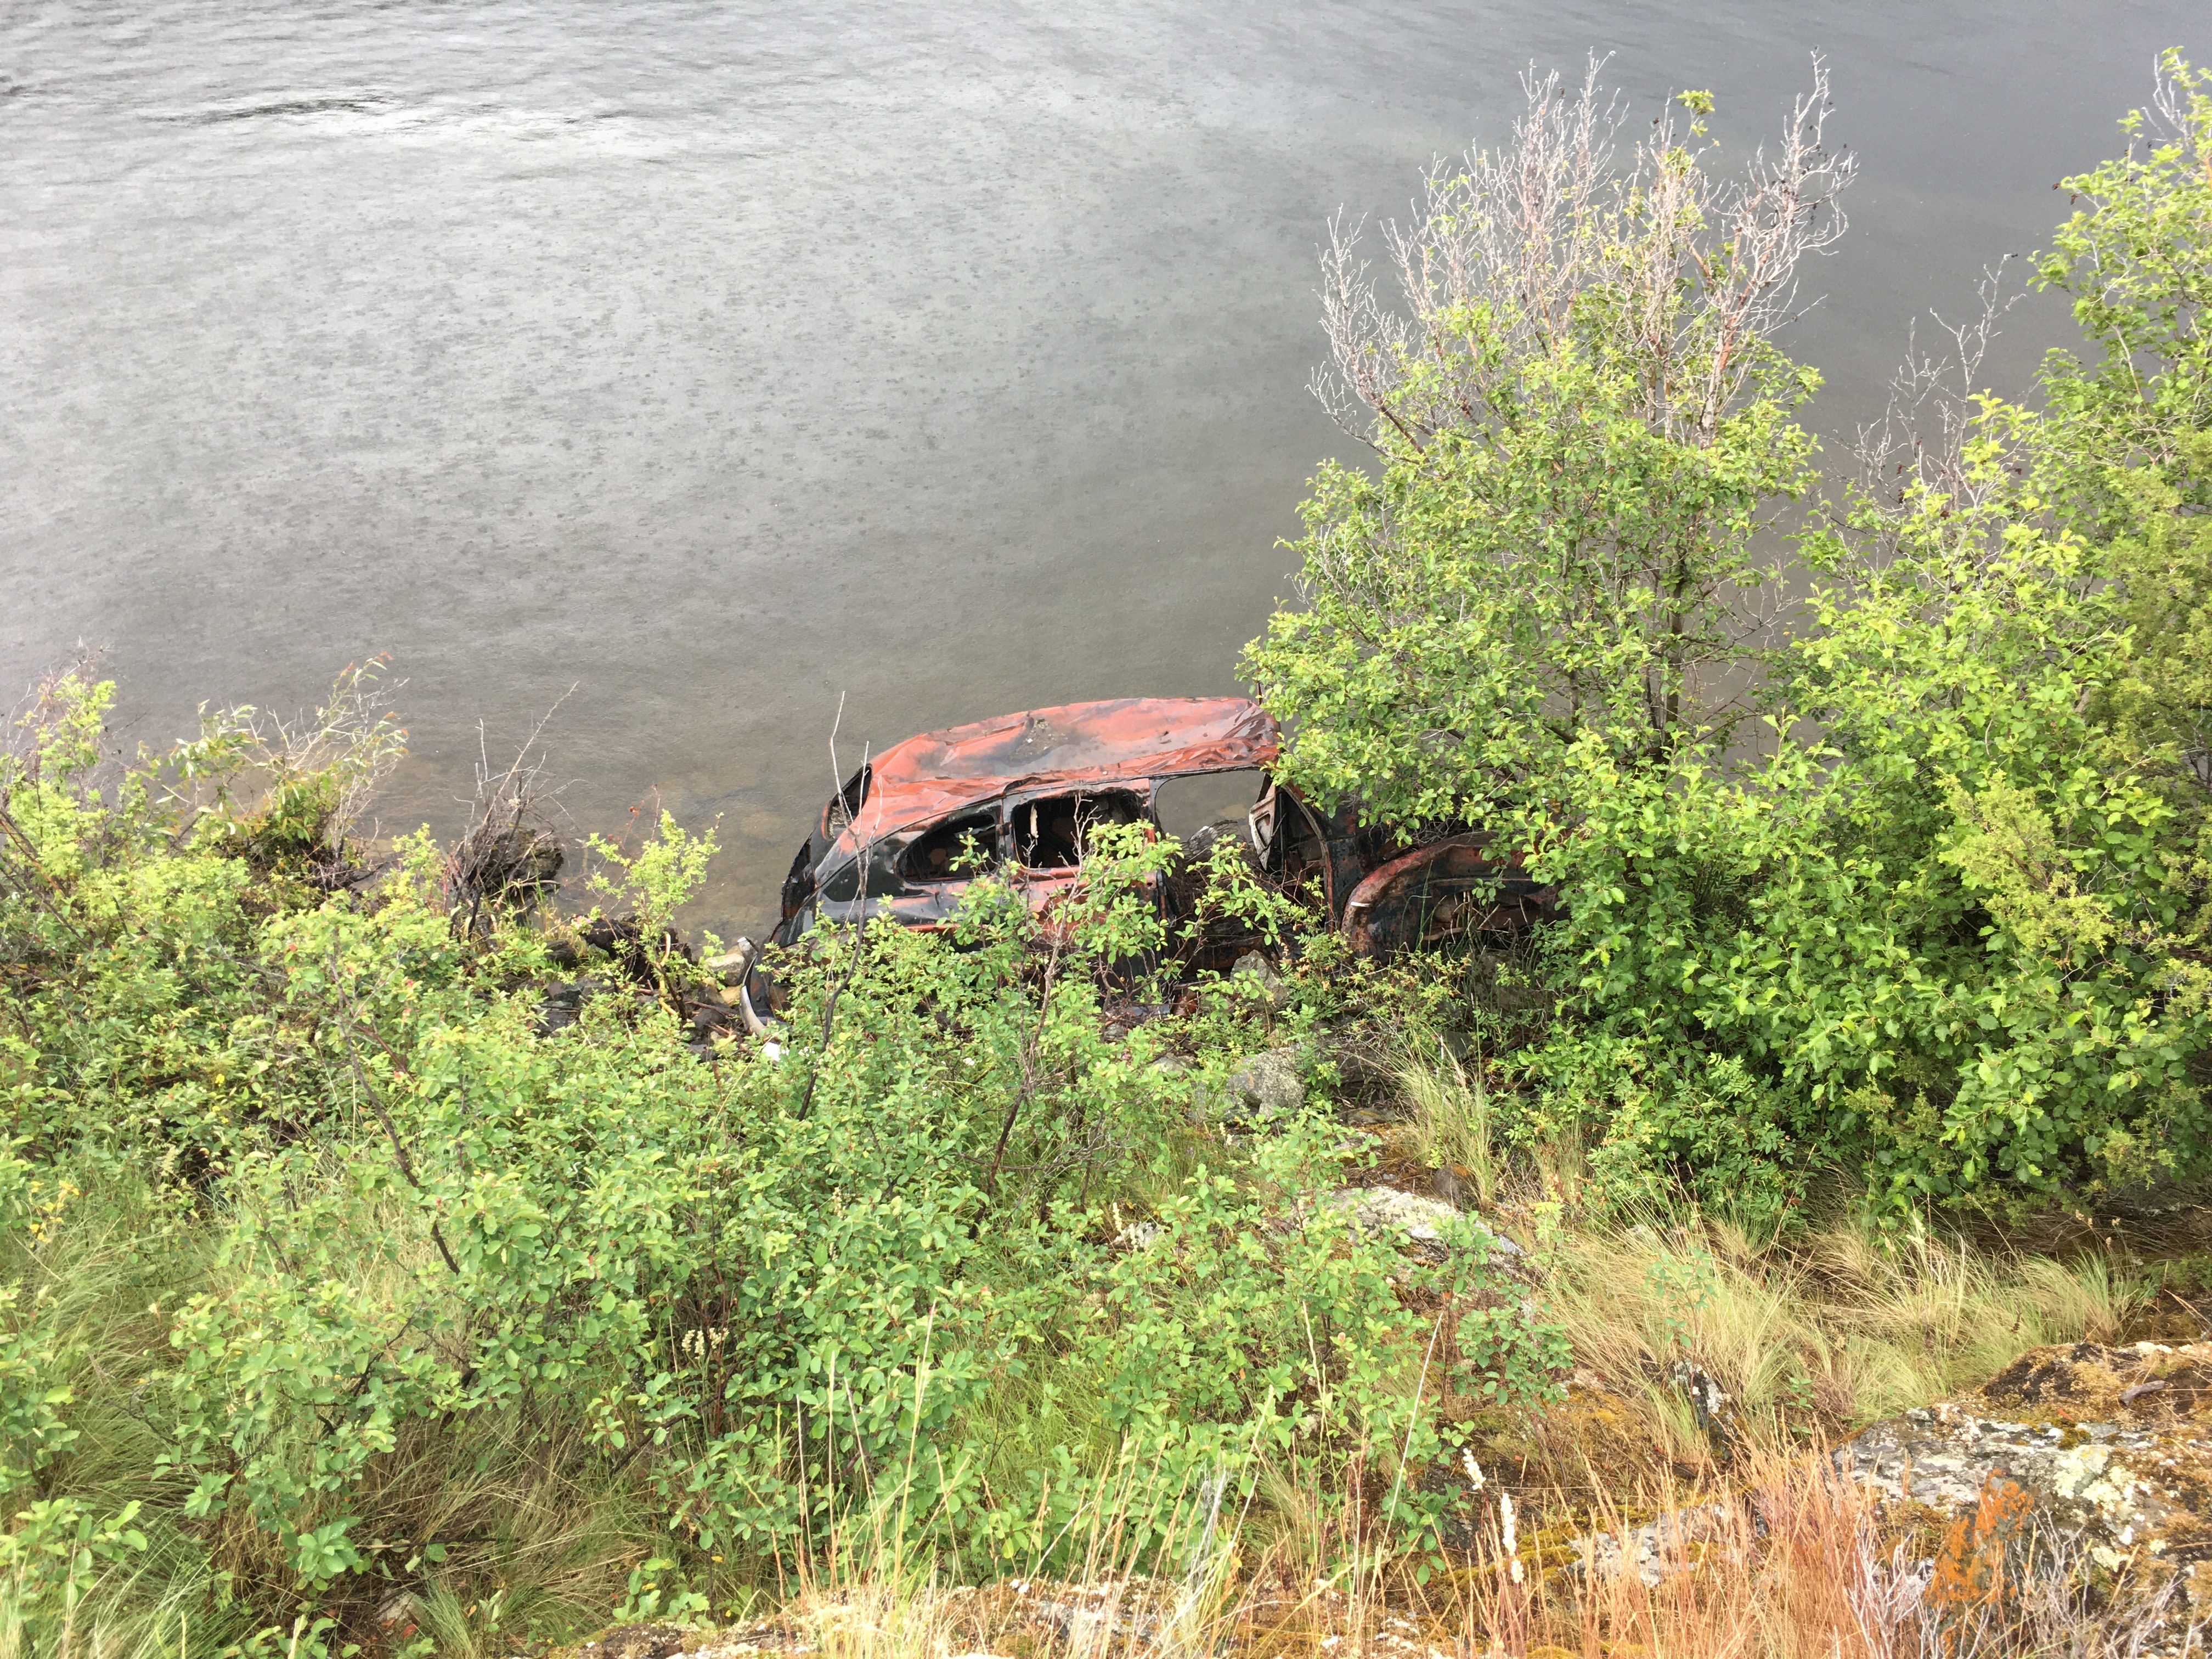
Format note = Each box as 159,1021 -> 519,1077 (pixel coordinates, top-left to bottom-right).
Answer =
3,0 -> 2204,933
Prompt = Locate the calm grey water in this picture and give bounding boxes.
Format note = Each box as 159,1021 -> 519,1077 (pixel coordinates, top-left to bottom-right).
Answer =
4,0 -> 2204,932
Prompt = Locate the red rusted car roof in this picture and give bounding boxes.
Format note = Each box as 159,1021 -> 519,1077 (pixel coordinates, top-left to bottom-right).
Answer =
843,696 -> 1279,847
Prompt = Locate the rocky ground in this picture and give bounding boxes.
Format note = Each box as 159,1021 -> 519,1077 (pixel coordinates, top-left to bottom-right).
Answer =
1838,1340 -> 2212,1608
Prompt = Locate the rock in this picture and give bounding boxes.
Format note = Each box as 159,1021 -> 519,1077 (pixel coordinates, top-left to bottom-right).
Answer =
1325,1024 -> 1403,1094
1230,950 -> 1288,1008
684,982 -> 738,1034
1211,1042 -> 1311,1118
1537,1340 -> 2212,1619
1416,1458 -> 1484,1550
1669,1358 -> 1735,1442
1315,1185 -> 1523,1264
702,940 -> 758,986
1113,1220 -> 1163,1251
563,1624 -> 698,1659
1573,1502 -> 1737,1587
534,975 -> 608,1035
1102,999 -> 1173,1041
1430,1162 -> 1478,1209
1837,1341 -> 2212,1596
582,915 -> 693,986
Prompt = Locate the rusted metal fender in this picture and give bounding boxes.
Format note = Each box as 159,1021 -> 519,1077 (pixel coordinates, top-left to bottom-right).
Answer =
1339,834 -> 1555,957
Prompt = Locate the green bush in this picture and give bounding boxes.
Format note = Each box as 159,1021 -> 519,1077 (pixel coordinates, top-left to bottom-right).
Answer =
1,675 -> 1551,1652
1249,59 -> 2212,1218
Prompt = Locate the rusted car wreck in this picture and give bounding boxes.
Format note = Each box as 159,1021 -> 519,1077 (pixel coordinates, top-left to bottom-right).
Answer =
755,697 -> 1550,981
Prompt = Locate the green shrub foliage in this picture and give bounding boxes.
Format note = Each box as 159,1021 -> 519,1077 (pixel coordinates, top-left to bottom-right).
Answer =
1249,59 -> 2212,1216
1,671 -> 1551,1650
9,50 -> 2210,1655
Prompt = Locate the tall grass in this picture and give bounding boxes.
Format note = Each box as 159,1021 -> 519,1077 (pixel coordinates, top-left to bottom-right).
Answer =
1542,1214 -> 2149,1451
776,1448 -> 1250,1659
1399,1043 -> 1498,1205
1476,1204 -> 2159,1518
1392,1043 -> 2160,1497
0,1167 -> 667,1659
767,1447 -> 2199,1659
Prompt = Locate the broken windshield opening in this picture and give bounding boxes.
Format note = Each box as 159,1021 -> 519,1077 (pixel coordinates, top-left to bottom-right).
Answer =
1010,791 -> 1143,869
1152,769 -> 1269,851
900,813 -> 1000,883
826,764 -> 872,833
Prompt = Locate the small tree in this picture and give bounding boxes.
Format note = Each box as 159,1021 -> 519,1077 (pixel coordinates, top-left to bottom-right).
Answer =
1244,61 -> 1853,829
2039,52 -> 2212,875
1512,55 -> 2212,1215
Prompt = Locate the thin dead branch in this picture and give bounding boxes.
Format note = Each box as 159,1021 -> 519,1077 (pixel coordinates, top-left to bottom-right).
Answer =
440,692 -> 575,939
1853,260 -> 2027,521
1316,54 -> 1855,453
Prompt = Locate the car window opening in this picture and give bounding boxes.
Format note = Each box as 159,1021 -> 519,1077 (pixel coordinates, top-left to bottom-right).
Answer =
901,814 -> 999,883
1013,792 -> 1142,869
1152,770 -> 1271,850
826,764 -> 872,833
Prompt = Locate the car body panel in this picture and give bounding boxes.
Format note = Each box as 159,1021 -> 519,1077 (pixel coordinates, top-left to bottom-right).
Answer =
846,696 -> 1277,845
764,697 -> 1550,971
776,698 -> 1276,939
1340,834 -> 1557,956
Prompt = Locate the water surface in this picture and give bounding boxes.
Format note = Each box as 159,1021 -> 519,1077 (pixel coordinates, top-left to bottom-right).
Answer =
4,0 -> 2203,929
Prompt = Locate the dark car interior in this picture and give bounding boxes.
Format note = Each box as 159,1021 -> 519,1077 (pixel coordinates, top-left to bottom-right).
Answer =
1009,791 -> 1144,868
899,812 -> 1001,883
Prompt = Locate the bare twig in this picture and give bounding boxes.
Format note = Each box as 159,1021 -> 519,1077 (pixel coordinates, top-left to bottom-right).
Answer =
1853,259 -> 2027,522
798,699 -> 871,1122
441,691 -> 575,937
1315,55 -> 1855,454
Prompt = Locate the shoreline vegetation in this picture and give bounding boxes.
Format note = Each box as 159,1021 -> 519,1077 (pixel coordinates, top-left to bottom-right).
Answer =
7,50 -> 2211,1659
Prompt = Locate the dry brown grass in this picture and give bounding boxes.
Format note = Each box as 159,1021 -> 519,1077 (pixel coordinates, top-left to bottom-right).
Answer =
634,1449 -> 2199,1659
1390,1049 -> 2172,1508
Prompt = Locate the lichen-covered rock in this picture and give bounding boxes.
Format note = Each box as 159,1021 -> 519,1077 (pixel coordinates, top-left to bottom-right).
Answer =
1574,1501 -> 1736,1587
1838,1341 -> 2212,1594
1229,950 -> 1289,1009
1313,1185 -> 1523,1264
1214,1042 -> 1311,1118
557,1622 -> 715,1659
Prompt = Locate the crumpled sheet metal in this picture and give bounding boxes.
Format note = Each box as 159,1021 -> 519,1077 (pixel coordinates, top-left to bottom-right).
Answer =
840,696 -> 1279,850
1341,833 -> 1555,956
